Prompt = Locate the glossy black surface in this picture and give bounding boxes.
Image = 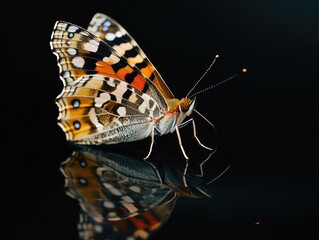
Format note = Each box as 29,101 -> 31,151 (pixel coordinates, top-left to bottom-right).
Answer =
2,1 -> 318,239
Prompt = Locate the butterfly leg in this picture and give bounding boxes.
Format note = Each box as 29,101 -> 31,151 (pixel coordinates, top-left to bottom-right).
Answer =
191,119 -> 213,151
175,125 -> 190,187
144,126 -> 156,160
175,125 -> 189,160
178,118 -> 214,151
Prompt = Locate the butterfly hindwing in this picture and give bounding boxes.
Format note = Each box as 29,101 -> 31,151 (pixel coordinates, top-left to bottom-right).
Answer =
56,75 -> 162,143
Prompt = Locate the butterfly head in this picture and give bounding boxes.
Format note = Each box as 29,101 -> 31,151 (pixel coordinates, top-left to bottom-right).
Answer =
179,97 -> 196,116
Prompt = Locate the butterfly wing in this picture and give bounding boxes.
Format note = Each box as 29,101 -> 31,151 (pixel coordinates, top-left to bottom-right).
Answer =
87,13 -> 175,100
50,21 -> 167,144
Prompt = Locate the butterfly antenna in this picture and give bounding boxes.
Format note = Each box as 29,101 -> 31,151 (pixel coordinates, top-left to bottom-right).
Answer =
186,54 -> 220,98
193,109 -> 218,150
189,68 -> 247,99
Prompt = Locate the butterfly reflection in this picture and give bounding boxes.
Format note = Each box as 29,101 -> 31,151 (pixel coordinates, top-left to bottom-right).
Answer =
60,144 -> 213,240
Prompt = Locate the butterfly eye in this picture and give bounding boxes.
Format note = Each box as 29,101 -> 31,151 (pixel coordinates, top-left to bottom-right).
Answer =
179,98 -> 196,116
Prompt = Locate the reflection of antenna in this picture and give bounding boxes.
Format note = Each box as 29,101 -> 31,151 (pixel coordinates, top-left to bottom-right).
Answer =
206,163 -> 231,185
193,109 -> 219,178
186,54 -> 220,98
189,68 -> 247,99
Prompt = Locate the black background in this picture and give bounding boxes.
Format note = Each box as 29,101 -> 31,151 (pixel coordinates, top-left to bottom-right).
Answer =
2,0 -> 319,239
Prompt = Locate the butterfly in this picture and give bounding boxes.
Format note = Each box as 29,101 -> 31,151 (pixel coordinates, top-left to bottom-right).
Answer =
50,13 -> 244,184
60,144 -> 214,239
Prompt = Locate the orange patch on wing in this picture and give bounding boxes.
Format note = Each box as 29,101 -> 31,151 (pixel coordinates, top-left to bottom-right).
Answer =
116,65 -> 134,80
69,69 -> 86,78
131,75 -> 146,91
141,65 -> 154,78
131,218 -> 148,229
143,212 -> 160,230
95,60 -> 117,78
62,108 -> 88,119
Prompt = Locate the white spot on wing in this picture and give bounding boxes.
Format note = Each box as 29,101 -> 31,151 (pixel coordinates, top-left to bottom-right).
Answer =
74,122 -> 81,129
68,26 -> 78,32
121,196 -> 134,203
128,93 -> 138,103
102,20 -> 111,32
129,54 -> 144,63
63,71 -> 73,83
104,20 -> 111,27
94,225 -> 103,233
94,93 -> 111,107
138,101 -> 148,114
120,42 -> 133,51
138,105 -> 145,114
106,80 -> 116,87
134,229 -> 149,239
107,212 -> 117,218
117,106 -> 126,116
84,40 -> 99,52
67,48 -> 76,55
103,183 -> 122,196
105,32 -> 115,41
129,186 -> 141,193
103,54 -> 120,63
122,203 -> 138,213
88,108 -> 104,128
103,201 -> 115,208
72,100 -> 80,108
113,45 -> 125,55
115,31 -> 123,38
72,56 -> 85,68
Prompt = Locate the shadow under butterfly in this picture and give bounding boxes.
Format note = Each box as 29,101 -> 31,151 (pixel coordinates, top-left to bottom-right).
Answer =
60,144 -> 229,240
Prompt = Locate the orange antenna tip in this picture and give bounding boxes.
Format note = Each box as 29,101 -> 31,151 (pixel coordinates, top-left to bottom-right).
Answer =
242,68 -> 247,73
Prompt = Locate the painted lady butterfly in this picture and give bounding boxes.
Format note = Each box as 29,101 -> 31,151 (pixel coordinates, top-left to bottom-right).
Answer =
50,13 -> 244,185
60,145 -> 213,239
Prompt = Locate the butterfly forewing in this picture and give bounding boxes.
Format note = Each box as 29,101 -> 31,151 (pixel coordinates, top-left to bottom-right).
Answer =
88,13 -> 175,100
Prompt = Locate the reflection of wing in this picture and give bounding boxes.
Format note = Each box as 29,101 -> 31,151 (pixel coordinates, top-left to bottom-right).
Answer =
77,201 -> 176,240
87,13 -> 175,100
60,149 -> 176,221
60,145 -> 213,239
60,146 -> 177,239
